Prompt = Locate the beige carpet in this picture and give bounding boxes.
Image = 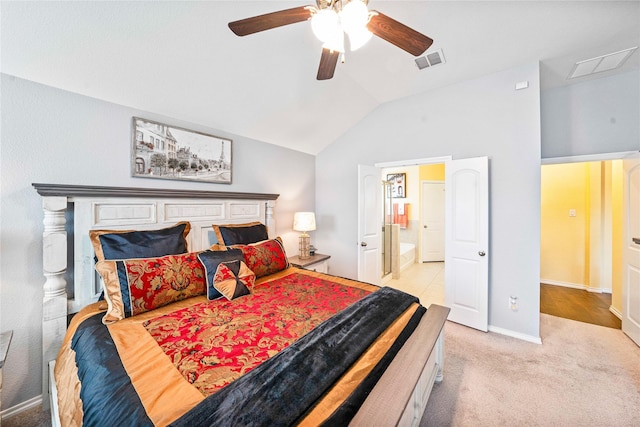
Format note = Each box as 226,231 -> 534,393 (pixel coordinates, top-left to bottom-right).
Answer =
422,314 -> 640,426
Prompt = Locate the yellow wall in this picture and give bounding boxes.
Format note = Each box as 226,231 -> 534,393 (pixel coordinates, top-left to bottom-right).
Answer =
541,160 -> 622,313
382,163 -> 444,222
541,163 -> 590,286
419,163 -> 445,181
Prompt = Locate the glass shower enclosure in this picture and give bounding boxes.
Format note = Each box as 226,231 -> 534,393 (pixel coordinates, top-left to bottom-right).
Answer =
382,180 -> 393,278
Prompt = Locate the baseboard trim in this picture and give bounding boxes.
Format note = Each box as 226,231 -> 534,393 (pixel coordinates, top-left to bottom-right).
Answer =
541,279 -> 585,290
488,325 -> 542,345
540,279 -> 611,294
1,395 -> 42,420
609,305 -> 622,320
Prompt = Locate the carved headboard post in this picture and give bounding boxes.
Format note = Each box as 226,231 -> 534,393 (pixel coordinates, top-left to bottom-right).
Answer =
41,196 -> 69,408
266,200 -> 276,238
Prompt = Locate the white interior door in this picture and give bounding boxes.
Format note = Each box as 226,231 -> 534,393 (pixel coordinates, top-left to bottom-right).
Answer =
445,157 -> 489,331
421,181 -> 445,262
622,154 -> 640,346
358,164 -> 381,285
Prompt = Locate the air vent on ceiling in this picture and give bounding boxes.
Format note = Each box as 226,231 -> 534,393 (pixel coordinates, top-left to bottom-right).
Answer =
415,49 -> 445,70
567,46 -> 638,79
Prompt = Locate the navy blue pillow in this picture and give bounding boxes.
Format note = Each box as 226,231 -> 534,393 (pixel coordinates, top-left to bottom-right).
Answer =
197,249 -> 245,300
90,222 -> 191,301
213,222 -> 268,245
90,221 -> 191,261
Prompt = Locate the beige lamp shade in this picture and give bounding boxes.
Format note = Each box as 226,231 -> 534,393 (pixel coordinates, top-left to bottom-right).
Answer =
293,212 -> 316,232
293,212 -> 316,259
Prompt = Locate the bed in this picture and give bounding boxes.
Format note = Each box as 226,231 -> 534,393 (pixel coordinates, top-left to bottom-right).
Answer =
33,183 -> 449,427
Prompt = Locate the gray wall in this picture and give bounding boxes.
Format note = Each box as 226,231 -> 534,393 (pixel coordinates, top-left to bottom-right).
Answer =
541,70 -> 640,158
316,63 -> 542,341
3,63 -> 638,411
0,74 -> 315,409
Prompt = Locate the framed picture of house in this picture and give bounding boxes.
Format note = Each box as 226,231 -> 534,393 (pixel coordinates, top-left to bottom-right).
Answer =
132,117 -> 232,184
387,173 -> 406,198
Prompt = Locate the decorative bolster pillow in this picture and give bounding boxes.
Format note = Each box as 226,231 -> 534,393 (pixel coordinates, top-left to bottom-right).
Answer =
95,251 -> 206,324
89,221 -> 191,262
226,237 -> 289,278
198,249 -> 255,301
212,222 -> 269,246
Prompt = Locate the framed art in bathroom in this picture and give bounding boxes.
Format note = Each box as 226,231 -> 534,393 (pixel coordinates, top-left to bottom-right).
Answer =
387,173 -> 406,198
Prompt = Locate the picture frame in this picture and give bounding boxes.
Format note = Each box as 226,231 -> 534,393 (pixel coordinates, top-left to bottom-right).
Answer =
387,173 -> 406,198
131,117 -> 232,184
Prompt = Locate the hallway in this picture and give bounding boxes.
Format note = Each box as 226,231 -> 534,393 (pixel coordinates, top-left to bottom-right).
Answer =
540,284 -> 621,329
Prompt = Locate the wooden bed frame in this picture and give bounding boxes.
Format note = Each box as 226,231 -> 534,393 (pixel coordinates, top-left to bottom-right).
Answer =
33,183 -> 448,427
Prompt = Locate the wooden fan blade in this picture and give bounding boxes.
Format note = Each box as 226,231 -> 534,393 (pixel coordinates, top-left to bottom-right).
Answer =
367,11 -> 433,56
229,6 -> 313,36
317,48 -> 340,80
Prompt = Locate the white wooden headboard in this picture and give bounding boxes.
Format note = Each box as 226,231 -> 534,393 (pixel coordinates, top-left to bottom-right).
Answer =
33,183 -> 278,405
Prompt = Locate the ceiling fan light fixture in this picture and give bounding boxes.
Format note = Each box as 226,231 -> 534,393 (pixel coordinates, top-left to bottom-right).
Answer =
323,28 -> 345,53
347,26 -> 373,51
311,8 -> 339,43
312,0 -> 372,52
340,0 -> 369,34
340,0 -> 372,51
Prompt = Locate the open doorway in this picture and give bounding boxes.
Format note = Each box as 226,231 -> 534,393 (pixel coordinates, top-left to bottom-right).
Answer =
360,156 -> 489,331
540,159 -> 623,328
380,163 -> 446,308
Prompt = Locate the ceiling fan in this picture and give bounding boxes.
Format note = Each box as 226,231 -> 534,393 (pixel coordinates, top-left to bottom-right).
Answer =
228,0 -> 433,80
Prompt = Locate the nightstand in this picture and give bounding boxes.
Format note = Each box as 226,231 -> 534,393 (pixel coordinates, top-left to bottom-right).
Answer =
289,253 -> 331,274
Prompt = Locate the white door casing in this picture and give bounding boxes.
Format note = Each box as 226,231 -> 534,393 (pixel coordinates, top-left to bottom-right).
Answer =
358,164 -> 382,285
622,154 -> 640,346
421,181 -> 445,262
445,157 -> 489,332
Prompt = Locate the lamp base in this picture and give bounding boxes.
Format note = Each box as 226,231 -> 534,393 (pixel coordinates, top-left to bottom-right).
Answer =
298,233 -> 311,259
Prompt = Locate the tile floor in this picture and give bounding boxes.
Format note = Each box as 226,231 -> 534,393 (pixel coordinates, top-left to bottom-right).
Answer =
383,261 -> 445,308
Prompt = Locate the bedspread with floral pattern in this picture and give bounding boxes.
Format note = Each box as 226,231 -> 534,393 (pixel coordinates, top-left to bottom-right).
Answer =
143,272 -> 370,396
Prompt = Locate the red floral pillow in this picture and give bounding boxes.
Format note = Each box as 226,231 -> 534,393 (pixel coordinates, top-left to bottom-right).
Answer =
96,251 -> 206,324
227,237 -> 289,278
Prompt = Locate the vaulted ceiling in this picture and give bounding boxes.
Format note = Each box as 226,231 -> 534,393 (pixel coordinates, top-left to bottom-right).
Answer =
2,1 -> 639,154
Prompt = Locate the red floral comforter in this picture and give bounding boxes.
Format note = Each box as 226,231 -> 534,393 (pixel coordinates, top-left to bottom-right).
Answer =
143,272 -> 370,396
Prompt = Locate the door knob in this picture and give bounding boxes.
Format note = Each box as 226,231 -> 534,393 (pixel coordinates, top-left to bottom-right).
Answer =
424,225 -> 428,228
478,251 -> 486,256
633,237 -> 640,245
361,242 -> 368,247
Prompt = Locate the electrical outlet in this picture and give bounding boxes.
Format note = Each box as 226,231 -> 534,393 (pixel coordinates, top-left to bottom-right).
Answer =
509,296 -> 519,312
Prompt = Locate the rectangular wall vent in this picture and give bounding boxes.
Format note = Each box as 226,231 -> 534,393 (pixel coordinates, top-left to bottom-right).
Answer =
568,47 -> 637,79
415,48 -> 446,70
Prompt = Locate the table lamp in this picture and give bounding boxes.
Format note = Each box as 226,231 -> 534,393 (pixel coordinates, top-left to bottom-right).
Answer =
293,212 -> 316,259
